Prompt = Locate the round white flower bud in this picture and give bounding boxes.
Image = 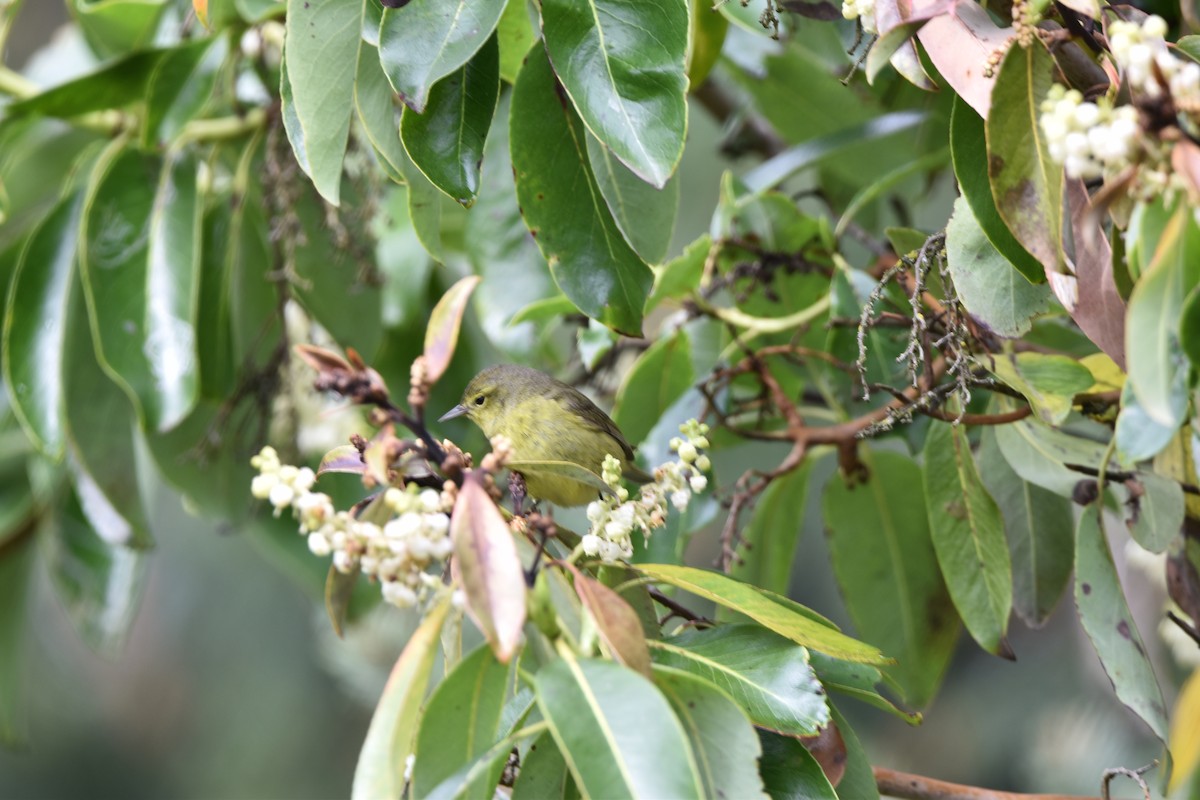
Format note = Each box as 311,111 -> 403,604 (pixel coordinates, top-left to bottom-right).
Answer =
251,473 -> 278,499
268,482 -> 295,509
418,489 -> 442,513
307,532 -> 332,556
582,534 -> 602,556
677,442 -> 698,463
385,513 -> 422,540
424,513 -> 450,536
690,474 -> 708,493
383,581 -> 417,608
294,467 -> 316,492
333,550 -> 355,574
670,490 -> 690,511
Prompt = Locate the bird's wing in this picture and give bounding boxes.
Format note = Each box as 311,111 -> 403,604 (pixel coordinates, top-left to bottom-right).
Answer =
554,384 -> 637,462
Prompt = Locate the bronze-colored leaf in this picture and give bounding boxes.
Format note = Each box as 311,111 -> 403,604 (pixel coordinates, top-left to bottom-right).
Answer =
424,275 -> 482,385
318,444 -> 366,477
1067,178 -> 1126,369
450,474 -> 527,662
573,570 -> 652,676
800,721 -> 847,788
294,343 -> 352,373
917,0 -> 1013,116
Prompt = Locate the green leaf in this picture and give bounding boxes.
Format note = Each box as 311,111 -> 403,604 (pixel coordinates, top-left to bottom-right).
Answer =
64,273 -> 152,549
352,595 -> 452,800
993,414 -> 1112,499
1126,207 -> 1200,427
425,737 -> 520,800
80,149 -> 201,432
985,41 -> 1063,276
977,428 -> 1074,627
636,564 -> 887,664
509,296 -> 577,326
507,460 -> 613,499
823,450 -> 958,707
827,703 -> 880,800
354,42 -> 408,180
686,0 -> 728,87
533,656 -> 704,799
510,45 -> 652,336
1074,504 -> 1168,743
450,476 -> 527,662
2,193 -> 84,458
401,34 -> 500,206
646,234 -> 708,313
541,0 -> 688,188
922,421 -> 1012,654
1127,473 -> 1184,554
376,186 -> 434,328
586,133 -> 680,264
612,331 -> 693,446
46,488 -> 148,656
497,0 -> 536,85
653,666 -> 769,800
987,352 -> 1094,427
1115,380 -> 1179,463
143,36 -> 228,146
0,534 -> 35,746
730,461 -> 811,596
72,0 -> 167,59
807,651 -> 919,723
512,731 -> 579,799
949,96 -> 1044,284
413,644 -> 512,797
6,50 -> 163,120
379,0 -> 507,113
648,625 -> 830,736
756,730 -> 838,800
945,196 -> 1052,337
283,0 -> 364,205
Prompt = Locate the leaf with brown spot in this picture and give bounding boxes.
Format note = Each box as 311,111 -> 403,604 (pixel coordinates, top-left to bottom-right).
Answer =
801,721 -> 848,788
423,275 -> 482,385
451,475 -> 527,662
573,570 -> 652,676
1066,179 -> 1126,369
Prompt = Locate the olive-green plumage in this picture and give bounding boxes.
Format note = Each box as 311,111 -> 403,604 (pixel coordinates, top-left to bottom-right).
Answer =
439,364 -> 651,507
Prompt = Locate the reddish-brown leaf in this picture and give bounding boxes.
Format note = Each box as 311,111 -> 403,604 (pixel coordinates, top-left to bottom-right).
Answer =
801,722 -> 848,788
918,0 -> 1013,116
573,571 -> 652,676
424,275 -> 482,385
450,475 -> 527,662
1067,178 -> 1127,369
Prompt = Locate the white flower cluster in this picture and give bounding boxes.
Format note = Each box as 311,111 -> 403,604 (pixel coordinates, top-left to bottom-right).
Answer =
582,421 -> 711,563
1109,16 -> 1200,109
251,446 -> 454,609
1040,85 -> 1141,180
841,0 -> 876,33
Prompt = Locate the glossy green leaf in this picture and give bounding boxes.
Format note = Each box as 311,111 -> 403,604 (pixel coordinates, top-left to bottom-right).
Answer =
636,564 -> 887,664
586,133 -> 679,264
45,488 -> 148,656
509,296 -> 577,326
413,644 -> 512,797
823,450 -> 958,707
80,149 -> 201,432
283,0 -> 364,205
985,42 -> 1063,276
923,421 -> 1012,654
354,41 -> 408,180
987,352 -> 1094,427
977,428 -> 1074,627
686,0 -> 728,87
64,274 -> 151,549
541,0 -> 688,188
72,0 -> 167,59
945,196 -> 1052,337
143,36 -> 228,146
1127,473 -> 1184,554
402,35 -> 500,206
827,703 -> 880,800
1126,208 -> 1200,426
510,46 -> 652,336
1074,504 -> 1168,743
612,330 -> 692,446
1115,380 -> 1179,463
993,414 -> 1112,499
450,476 -> 527,662
807,651 -> 919,723
648,625 -> 830,736
497,0 -> 536,85
533,656 -> 703,799
653,667 -> 768,800
512,731 -> 578,799
2,193 -> 83,458
425,736 -> 519,800
379,0 -> 507,113
0,534 -> 35,746
730,461 -> 811,596
352,595 -> 452,800
756,730 -> 838,800
949,96 -> 1043,284
646,234 -> 707,313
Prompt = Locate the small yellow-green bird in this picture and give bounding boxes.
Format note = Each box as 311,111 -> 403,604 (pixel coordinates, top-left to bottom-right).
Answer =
439,364 -> 652,507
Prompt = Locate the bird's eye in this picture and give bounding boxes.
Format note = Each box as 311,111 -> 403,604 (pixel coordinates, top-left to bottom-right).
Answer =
473,395 -> 486,406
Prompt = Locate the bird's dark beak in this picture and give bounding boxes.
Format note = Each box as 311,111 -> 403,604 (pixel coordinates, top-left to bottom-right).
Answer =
438,404 -> 469,422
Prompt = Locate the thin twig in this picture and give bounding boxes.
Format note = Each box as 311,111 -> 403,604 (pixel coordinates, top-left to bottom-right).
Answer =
874,766 -> 1101,800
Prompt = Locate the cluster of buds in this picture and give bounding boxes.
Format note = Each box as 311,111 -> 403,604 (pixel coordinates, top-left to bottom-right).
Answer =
251,446 -> 454,608
1108,16 -> 1200,111
1040,85 -> 1141,181
840,0 -> 876,33
582,420 -> 711,563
